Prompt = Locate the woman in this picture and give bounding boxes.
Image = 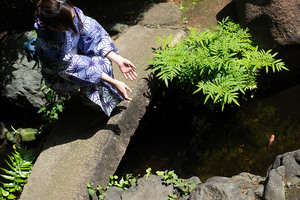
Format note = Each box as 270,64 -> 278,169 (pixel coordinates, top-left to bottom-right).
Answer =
34,0 -> 137,116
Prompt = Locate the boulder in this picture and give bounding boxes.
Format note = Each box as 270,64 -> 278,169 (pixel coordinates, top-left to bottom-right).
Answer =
234,0 -> 300,80
139,3 -> 181,27
0,31 -> 45,110
268,149 -> 300,185
263,166 -> 286,200
104,174 -> 174,200
188,176 -> 243,200
230,172 -> 265,200
262,149 -> 300,200
235,0 -> 300,48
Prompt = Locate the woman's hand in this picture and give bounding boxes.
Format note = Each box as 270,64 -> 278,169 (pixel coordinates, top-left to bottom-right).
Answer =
101,73 -> 133,101
117,58 -> 137,81
106,51 -> 137,81
114,80 -> 133,101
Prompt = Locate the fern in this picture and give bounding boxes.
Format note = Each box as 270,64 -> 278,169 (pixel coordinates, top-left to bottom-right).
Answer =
0,147 -> 35,199
150,17 -> 288,110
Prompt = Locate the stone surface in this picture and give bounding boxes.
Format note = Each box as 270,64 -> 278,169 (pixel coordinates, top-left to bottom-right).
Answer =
0,31 -> 45,109
20,3 -> 185,200
139,3 -> 181,27
0,122 -> 7,139
235,0 -> 300,48
263,166 -> 286,200
105,175 -> 173,200
268,149 -> 300,185
108,23 -> 129,34
188,176 -> 243,200
263,150 -> 300,200
234,0 -> 300,82
104,187 -> 124,200
230,172 -> 265,200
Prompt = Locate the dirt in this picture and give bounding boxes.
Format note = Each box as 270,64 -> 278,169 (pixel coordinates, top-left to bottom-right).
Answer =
169,0 -> 234,30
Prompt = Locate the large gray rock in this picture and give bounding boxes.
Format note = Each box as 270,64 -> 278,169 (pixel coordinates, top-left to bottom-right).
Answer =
230,172 -> 265,200
139,3 -> 181,27
268,149 -> 300,185
235,0 -> 300,49
0,31 -> 45,109
234,0 -> 300,82
105,175 -> 174,200
188,176 -> 243,200
262,149 -> 300,200
263,166 -> 286,200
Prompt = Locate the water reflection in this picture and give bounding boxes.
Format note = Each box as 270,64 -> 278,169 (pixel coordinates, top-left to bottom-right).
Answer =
116,83 -> 300,181
190,102 -> 300,181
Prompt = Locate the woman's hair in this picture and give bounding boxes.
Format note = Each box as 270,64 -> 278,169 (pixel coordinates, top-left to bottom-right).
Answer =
36,0 -> 79,33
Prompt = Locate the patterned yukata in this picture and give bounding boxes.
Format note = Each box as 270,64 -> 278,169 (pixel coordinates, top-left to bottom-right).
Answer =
35,7 -> 123,116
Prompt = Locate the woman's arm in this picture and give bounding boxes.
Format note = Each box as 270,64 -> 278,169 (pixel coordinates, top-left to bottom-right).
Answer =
106,51 -> 138,81
101,73 -> 133,101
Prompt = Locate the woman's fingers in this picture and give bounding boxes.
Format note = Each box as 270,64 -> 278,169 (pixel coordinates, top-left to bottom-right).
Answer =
125,85 -> 132,93
123,71 -> 137,81
116,81 -> 133,101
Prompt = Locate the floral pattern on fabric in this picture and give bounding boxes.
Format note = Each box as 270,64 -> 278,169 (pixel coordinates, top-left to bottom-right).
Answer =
35,7 -> 123,116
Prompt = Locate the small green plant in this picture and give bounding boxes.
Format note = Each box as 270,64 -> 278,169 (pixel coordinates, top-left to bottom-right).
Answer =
0,147 -> 35,199
107,174 -> 137,190
156,169 -> 197,199
149,17 -> 288,110
178,4 -> 184,11
87,169 -> 197,200
192,0 -> 199,5
38,84 -> 66,124
87,174 -> 139,200
183,17 -> 188,24
145,167 -> 152,178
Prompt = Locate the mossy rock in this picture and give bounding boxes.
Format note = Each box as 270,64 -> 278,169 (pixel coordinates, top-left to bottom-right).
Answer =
20,128 -> 38,142
6,131 -> 16,142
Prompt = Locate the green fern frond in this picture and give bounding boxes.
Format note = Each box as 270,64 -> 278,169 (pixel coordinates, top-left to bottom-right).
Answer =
149,17 -> 288,111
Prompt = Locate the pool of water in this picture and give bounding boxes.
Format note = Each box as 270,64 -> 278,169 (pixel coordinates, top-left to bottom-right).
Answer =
116,79 -> 300,181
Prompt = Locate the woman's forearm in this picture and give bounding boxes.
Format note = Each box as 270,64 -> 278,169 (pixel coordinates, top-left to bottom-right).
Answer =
105,51 -> 137,81
105,51 -> 123,65
101,72 -> 118,86
101,72 -> 132,101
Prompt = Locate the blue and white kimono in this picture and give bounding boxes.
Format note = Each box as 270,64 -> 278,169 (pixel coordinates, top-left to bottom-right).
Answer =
35,7 -> 123,116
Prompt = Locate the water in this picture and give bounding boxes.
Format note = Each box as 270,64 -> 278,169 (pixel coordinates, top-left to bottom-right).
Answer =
116,79 -> 300,181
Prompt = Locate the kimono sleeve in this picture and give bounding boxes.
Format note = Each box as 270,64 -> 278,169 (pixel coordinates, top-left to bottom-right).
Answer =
76,8 -> 116,57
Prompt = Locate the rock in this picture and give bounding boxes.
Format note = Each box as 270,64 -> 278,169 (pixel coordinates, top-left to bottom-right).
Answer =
0,31 -> 46,109
20,128 -> 38,142
268,149 -> 300,185
104,187 -> 124,200
253,185 -> 264,199
235,0 -> 300,48
230,172 -> 265,200
234,0 -> 300,81
263,149 -> 300,200
186,176 -> 201,185
6,131 -> 16,143
188,176 -> 243,200
263,166 -> 286,200
139,3 -> 181,27
0,121 -> 7,139
105,174 -> 173,200
109,23 -> 129,34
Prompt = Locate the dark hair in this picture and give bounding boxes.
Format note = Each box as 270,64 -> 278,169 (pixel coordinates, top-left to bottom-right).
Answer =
36,0 -> 79,34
